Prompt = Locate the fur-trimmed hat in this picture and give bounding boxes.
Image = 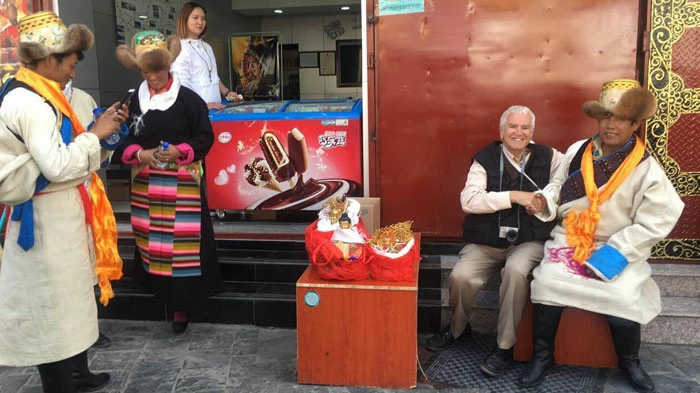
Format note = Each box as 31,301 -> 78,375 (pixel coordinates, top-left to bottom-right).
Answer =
116,30 -> 181,72
583,79 -> 657,121
18,11 -> 93,65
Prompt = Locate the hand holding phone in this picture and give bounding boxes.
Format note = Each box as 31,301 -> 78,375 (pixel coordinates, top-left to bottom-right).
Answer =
119,88 -> 136,107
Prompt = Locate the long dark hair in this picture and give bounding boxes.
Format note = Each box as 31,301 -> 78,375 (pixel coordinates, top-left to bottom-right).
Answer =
176,2 -> 208,39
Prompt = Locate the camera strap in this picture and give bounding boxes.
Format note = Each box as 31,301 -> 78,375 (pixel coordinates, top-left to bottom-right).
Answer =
498,145 -> 526,232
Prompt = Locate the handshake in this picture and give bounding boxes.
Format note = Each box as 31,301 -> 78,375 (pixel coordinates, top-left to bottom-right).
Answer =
511,191 -> 546,215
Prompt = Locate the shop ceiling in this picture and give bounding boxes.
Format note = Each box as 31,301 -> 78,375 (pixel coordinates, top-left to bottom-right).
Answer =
231,0 -> 361,16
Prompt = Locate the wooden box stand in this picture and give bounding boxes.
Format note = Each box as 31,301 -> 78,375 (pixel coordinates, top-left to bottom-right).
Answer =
514,301 -> 618,368
296,238 -> 420,388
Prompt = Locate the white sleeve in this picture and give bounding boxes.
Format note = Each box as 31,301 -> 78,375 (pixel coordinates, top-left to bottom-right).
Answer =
606,159 -> 684,263
535,140 -> 586,222
8,90 -> 101,183
171,41 -> 195,91
460,161 -> 512,214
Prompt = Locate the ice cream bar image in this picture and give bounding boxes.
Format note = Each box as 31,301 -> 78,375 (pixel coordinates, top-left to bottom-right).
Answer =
244,157 -> 282,191
287,128 -> 308,174
260,131 -> 295,182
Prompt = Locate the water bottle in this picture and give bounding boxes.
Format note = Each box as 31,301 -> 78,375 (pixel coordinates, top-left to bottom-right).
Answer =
94,107 -> 122,150
157,141 -> 169,168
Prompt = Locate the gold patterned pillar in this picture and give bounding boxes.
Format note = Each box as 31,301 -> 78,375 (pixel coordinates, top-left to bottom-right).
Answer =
647,0 -> 700,260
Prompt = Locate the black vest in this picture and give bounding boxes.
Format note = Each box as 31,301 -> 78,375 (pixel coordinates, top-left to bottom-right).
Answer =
462,142 -> 556,248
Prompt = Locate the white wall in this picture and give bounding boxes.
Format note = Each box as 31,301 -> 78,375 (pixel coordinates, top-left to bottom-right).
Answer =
261,12 -> 361,100
59,0 -> 260,106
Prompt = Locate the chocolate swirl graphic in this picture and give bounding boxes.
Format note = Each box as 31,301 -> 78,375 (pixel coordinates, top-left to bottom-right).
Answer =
248,178 -> 359,210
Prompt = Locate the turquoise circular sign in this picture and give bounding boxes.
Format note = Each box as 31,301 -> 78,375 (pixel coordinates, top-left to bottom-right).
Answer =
304,290 -> 320,307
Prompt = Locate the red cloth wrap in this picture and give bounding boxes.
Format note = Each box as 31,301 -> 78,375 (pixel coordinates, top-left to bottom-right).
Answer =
305,219 -> 370,281
366,240 -> 420,282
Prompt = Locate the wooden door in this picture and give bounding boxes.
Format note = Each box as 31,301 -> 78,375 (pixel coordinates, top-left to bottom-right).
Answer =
372,0 -> 643,238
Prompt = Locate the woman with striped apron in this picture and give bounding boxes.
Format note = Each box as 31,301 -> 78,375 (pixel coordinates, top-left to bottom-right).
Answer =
117,30 -> 221,334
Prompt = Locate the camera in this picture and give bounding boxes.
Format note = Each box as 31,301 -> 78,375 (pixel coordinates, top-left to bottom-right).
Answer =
499,226 -> 519,242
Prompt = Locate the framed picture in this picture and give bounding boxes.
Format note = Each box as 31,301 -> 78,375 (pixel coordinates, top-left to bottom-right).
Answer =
229,33 -> 281,100
336,39 -> 362,87
299,51 -> 318,68
319,51 -> 336,76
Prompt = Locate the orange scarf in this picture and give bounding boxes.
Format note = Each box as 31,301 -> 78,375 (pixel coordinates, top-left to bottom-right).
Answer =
563,136 -> 645,264
15,67 -> 122,305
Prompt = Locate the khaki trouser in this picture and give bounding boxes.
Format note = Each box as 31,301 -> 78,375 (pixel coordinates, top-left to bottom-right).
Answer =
448,241 -> 544,350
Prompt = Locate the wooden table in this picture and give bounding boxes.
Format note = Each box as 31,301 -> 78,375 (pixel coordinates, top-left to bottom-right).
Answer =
296,240 -> 419,388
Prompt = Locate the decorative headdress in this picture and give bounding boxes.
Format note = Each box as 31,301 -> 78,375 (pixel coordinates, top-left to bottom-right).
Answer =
582,79 -> 657,121
18,11 -> 93,65
116,30 -> 181,72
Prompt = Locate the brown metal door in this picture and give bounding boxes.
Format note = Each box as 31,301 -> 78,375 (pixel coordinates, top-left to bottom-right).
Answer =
372,0 -> 642,238
645,0 -> 700,261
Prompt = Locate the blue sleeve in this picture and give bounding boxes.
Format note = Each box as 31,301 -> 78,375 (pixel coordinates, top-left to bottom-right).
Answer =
584,244 -> 629,282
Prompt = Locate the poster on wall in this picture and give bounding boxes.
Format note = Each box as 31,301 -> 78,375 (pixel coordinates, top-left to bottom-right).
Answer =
229,34 -> 280,101
0,0 -> 32,84
114,0 -> 184,45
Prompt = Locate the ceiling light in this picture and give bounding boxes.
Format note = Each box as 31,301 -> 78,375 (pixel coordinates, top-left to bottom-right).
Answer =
341,6 -> 350,10
138,15 -> 148,19
274,9 -> 283,14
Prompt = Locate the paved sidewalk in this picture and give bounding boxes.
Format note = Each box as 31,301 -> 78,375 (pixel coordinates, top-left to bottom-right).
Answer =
0,319 -> 699,392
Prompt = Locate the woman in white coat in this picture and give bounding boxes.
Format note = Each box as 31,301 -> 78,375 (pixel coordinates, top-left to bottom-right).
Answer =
171,2 -> 242,110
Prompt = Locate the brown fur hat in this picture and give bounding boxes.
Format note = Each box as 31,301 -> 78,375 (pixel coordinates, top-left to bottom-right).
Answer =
18,11 -> 93,65
583,79 -> 657,121
116,30 -> 181,72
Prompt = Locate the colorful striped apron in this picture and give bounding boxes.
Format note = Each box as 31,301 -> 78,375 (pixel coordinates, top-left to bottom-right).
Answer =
130,162 -> 203,277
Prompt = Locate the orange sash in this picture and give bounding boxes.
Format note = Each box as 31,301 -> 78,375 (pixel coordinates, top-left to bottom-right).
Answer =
15,67 -> 122,305
563,136 -> 645,264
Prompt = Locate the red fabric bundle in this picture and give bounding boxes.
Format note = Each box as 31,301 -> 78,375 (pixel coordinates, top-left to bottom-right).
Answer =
305,219 -> 370,281
366,241 -> 420,282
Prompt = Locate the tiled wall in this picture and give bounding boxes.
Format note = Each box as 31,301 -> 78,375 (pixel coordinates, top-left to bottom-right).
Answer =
261,13 -> 362,100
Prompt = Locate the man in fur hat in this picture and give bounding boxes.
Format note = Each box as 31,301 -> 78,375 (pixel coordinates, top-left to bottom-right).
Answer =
0,10 -> 128,392
517,80 -> 684,393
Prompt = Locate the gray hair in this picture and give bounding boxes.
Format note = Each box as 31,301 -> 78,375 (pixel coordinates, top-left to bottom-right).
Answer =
499,105 -> 535,136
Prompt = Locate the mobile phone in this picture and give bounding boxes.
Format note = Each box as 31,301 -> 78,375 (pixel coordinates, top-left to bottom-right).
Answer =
118,88 -> 136,107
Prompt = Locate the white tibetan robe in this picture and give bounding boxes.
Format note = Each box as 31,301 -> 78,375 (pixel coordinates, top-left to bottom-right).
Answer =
0,87 -> 103,366
530,139 -> 684,324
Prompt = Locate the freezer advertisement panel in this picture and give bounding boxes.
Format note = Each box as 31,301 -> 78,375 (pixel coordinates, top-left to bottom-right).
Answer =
206,119 -> 362,210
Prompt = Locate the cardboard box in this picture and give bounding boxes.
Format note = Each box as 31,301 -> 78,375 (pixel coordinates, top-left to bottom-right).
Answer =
352,197 -> 380,236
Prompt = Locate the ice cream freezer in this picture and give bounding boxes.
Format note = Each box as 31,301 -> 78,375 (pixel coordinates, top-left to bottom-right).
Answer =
205,99 -> 362,211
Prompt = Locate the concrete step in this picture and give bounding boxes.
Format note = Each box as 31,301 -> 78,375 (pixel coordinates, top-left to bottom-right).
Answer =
440,257 -> 700,298
437,289 -> 700,345
437,257 -> 700,345
644,297 -> 700,345
651,263 -> 700,297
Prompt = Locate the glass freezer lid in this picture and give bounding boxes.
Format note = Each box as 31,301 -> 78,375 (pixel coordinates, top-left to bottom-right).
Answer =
284,100 -> 356,113
219,102 -> 286,114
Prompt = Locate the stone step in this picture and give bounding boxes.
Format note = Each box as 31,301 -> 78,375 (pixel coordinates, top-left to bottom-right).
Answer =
436,288 -> 700,345
651,264 -> 700,297
99,278 -> 443,332
440,256 -> 700,298
117,239 -> 445,287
